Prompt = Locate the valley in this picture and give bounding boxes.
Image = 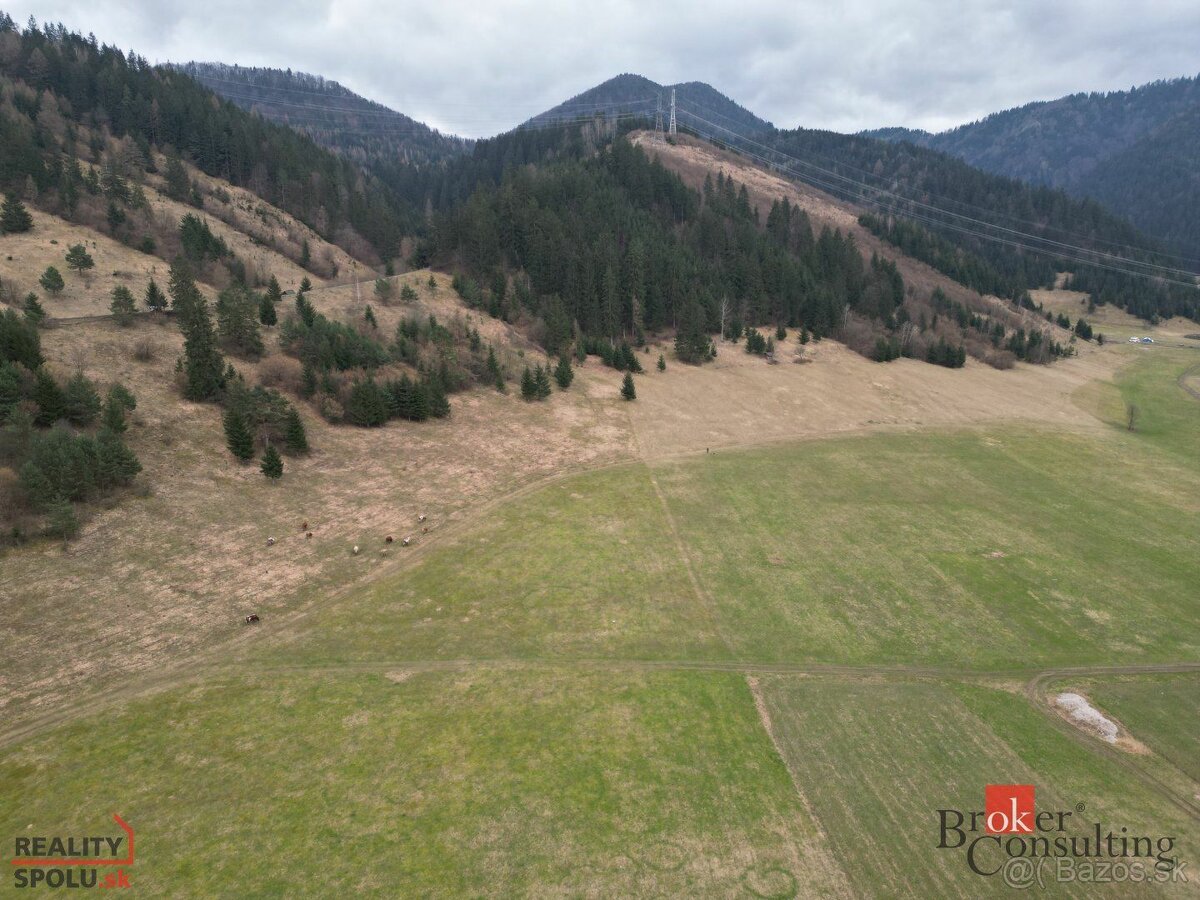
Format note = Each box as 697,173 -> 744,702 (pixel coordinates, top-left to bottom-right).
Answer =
1,12 -> 1198,897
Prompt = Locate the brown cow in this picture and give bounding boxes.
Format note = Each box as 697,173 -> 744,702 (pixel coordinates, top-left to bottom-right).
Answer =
245,614 -> 260,624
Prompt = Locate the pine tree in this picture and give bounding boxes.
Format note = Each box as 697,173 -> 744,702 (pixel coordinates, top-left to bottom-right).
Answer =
265,275 -> 282,304
520,366 -> 537,401
373,279 -> 393,303
534,364 -> 552,399
23,293 -> 45,325
364,304 -> 378,328
260,444 -> 283,480
0,192 -> 33,234
224,407 -> 255,460
554,355 -> 574,390
657,353 -> 666,371
283,407 -> 309,454
620,372 -> 636,401
259,292 -> 277,326
110,286 -> 136,326
300,240 -> 311,270
64,244 -> 94,275
144,278 -> 167,311
299,276 -> 312,294
39,266 -> 64,295
427,274 -> 437,291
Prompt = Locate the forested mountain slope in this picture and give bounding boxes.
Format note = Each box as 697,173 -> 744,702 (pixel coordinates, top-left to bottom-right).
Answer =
176,63 -> 471,167
526,73 -> 771,136
863,75 -> 1200,257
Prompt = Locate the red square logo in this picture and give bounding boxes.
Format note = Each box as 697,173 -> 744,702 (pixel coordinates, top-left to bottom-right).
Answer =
985,784 -> 1035,834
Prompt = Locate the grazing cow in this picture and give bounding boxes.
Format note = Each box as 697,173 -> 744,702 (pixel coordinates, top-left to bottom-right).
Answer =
422,526 -> 429,534
418,515 -> 427,523
401,537 -> 412,547
245,614 -> 260,624
301,520 -> 308,531
266,537 -> 276,546
385,535 -> 394,544
306,532 -> 313,539
353,545 -> 360,555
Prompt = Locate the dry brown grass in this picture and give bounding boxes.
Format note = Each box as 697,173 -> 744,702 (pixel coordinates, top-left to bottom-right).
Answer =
0,206 -> 184,318
623,331 -> 1123,458
0,263 -> 1146,731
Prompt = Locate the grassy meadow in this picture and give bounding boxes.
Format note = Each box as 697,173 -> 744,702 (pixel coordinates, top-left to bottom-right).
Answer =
2,346 -> 1197,896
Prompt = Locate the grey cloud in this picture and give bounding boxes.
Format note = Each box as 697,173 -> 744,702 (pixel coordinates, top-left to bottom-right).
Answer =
7,0 -> 1199,137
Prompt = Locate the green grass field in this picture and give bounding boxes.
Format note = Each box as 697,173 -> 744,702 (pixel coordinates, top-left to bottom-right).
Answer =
3,348 -> 1197,896
1067,673 -> 1200,784
756,677 -> 1196,897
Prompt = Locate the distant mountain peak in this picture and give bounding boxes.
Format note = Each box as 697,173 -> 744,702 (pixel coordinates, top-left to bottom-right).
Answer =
526,74 -> 772,137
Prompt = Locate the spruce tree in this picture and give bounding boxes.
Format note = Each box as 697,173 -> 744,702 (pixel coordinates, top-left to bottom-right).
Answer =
534,364 -> 552,399
657,353 -> 666,371
265,275 -> 282,304
520,366 -> 537,401
620,372 -> 636,401
0,192 -> 33,234
426,378 -> 451,418
64,243 -> 94,275
110,286 -> 136,326
23,293 -> 45,325
260,444 -> 283,480
486,346 -> 504,391
364,304 -> 378,328
102,388 -> 131,433
39,266 -> 64,296
300,362 -> 317,399
259,292 -> 277,326
216,285 -> 264,357
299,276 -> 312,293
32,370 -> 66,425
144,278 -> 166,311
63,371 -> 101,425
224,407 -> 255,460
345,379 -> 389,427
171,262 -> 225,401
554,355 -> 574,390
283,407 -> 309,454
96,428 -> 141,488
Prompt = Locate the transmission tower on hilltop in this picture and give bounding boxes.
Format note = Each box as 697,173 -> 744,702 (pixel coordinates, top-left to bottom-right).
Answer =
654,93 -> 664,142
669,88 -> 677,135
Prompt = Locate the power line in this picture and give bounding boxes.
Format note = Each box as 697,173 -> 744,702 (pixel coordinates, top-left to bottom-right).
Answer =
671,113 -> 1200,290
675,106 -> 1200,284
676,96 -> 1200,270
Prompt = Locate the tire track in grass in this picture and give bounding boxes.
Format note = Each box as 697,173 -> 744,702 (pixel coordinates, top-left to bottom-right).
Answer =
1025,668 -> 1200,822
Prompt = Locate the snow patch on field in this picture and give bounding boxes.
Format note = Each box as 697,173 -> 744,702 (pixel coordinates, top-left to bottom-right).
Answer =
1056,693 -> 1119,742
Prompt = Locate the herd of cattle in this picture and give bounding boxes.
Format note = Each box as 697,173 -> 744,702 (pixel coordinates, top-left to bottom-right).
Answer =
246,513 -> 432,625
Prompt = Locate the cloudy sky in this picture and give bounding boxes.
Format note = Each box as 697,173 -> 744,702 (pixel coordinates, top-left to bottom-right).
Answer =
8,0 -> 1200,137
